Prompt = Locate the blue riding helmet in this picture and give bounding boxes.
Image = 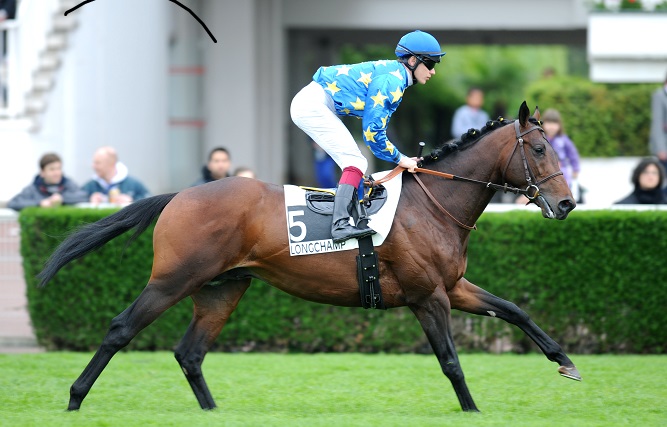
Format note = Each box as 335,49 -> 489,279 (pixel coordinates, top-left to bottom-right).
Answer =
395,30 -> 446,61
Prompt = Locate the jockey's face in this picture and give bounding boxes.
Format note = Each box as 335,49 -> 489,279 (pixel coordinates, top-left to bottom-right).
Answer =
409,56 -> 436,85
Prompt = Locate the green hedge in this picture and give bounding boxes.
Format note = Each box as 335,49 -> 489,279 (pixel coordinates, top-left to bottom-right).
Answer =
525,77 -> 656,157
21,207 -> 667,354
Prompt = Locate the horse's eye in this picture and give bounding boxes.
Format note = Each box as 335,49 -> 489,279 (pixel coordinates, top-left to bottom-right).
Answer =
534,146 -> 545,155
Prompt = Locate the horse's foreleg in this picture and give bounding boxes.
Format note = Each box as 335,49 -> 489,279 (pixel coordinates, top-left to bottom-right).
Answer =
174,279 -> 251,410
409,287 -> 479,412
448,277 -> 581,381
68,283 -> 188,410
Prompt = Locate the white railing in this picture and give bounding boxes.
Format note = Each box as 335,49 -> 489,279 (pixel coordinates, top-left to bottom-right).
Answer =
484,203 -> 667,214
0,209 -> 21,284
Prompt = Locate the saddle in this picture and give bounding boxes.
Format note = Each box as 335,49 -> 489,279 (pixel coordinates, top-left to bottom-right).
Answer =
303,181 -> 388,217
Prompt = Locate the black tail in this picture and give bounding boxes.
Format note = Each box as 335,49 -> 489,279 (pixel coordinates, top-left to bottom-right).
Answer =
37,193 -> 178,287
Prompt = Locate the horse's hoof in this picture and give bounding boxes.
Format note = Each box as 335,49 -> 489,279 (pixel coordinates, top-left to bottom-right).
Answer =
558,365 -> 582,381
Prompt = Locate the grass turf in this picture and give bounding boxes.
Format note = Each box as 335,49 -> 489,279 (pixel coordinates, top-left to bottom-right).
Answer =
0,352 -> 665,426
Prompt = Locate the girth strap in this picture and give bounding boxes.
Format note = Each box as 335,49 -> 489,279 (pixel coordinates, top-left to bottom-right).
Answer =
356,235 -> 385,309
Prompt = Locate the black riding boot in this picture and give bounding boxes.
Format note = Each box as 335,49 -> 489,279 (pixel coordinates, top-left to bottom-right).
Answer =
331,184 -> 376,243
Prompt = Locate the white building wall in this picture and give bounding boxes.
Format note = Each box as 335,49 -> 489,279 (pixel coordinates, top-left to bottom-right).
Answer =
202,0 -> 256,180
282,0 -> 590,29
588,13 -> 667,83
55,0 -> 170,194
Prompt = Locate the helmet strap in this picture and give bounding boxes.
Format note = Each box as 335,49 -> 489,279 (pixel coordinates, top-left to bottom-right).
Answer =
399,57 -> 418,83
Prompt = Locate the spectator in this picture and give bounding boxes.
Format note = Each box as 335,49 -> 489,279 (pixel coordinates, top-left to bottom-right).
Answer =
82,146 -> 150,205
542,108 -> 582,202
451,87 -> 489,139
8,152 -> 88,211
312,142 -> 337,188
233,166 -> 255,179
542,67 -> 556,79
615,157 -> 666,205
291,30 -> 444,242
191,147 -> 231,186
649,71 -> 667,171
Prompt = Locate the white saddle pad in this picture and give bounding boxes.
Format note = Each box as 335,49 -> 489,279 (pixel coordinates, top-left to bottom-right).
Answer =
283,170 -> 403,256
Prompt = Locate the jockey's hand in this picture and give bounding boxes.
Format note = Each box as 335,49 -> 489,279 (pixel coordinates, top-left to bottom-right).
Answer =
398,156 -> 418,173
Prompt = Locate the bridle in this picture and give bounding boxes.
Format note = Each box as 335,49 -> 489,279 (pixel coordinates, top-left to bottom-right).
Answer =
500,120 -> 563,201
369,119 -> 563,231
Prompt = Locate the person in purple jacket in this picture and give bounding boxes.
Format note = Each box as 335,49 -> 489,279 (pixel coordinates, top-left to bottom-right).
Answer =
542,108 -> 582,201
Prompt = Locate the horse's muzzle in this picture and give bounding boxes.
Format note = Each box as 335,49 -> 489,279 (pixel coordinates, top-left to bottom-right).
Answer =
535,195 -> 575,220
556,198 -> 576,220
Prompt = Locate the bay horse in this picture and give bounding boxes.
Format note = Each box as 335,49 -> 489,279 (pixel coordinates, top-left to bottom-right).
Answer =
38,102 -> 580,413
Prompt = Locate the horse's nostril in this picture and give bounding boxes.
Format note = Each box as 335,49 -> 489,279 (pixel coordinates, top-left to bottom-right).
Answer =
558,199 -> 575,213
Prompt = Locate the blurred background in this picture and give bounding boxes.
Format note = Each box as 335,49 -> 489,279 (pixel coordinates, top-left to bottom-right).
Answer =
0,0 -> 665,201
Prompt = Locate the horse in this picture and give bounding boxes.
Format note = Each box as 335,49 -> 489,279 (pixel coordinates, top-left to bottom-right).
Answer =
38,101 -> 579,413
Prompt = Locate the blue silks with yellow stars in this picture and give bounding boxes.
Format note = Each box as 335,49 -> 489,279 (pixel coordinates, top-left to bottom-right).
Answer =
313,60 -> 410,164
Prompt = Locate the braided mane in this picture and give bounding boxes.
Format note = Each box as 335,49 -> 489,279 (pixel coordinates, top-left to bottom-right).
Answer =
421,117 -> 540,165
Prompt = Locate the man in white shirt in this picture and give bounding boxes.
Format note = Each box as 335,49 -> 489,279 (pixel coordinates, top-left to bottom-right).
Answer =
451,87 -> 489,139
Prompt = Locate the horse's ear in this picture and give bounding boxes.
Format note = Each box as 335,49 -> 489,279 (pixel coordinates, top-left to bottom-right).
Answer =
518,101 -> 530,127
533,105 -> 541,121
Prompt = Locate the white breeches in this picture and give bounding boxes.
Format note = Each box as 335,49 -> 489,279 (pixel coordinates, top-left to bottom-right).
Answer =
290,81 -> 368,173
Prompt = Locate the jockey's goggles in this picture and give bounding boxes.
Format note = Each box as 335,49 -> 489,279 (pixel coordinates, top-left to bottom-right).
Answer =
397,44 -> 439,70
418,57 -> 437,70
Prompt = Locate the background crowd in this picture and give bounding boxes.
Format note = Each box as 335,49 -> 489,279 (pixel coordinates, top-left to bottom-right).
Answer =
7,145 -> 256,211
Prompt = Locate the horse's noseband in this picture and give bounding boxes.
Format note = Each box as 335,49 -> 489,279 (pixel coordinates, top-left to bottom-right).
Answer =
501,121 -> 563,201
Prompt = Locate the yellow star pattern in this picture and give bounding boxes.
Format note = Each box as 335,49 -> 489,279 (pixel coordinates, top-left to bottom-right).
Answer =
384,141 -> 396,155
380,115 -> 388,128
390,70 -> 403,80
357,72 -> 372,88
370,90 -> 388,108
350,97 -> 365,110
363,126 -> 377,142
325,81 -> 341,95
390,86 -> 404,103
342,108 -> 351,114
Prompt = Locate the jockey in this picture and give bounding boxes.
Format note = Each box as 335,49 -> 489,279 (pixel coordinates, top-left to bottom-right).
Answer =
290,30 -> 446,243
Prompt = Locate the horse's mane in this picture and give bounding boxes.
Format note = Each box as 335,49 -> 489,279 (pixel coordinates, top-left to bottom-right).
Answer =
422,117 -> 523,165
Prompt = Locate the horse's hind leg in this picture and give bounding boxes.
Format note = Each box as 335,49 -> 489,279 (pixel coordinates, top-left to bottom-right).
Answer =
174,279 -> 251,410
448,277 -> 581,381
68,282 -> 189,410
409,286 -> 479,412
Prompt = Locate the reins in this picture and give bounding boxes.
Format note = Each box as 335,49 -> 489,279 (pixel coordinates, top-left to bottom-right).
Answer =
412,174 -> 477,230
366,119 -> 563,231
